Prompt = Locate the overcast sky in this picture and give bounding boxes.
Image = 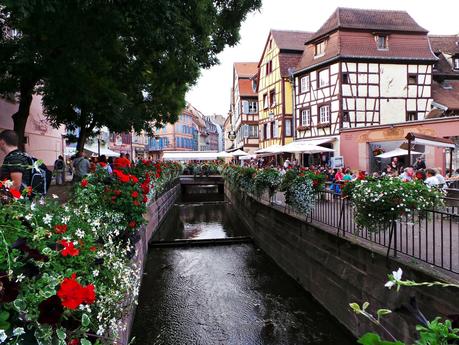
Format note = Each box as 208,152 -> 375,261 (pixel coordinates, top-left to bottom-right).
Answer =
186,0 -> 459,117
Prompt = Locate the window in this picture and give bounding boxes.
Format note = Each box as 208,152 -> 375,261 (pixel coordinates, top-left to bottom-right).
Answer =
406,112 -> 418,121
375,35 -> 388,50
453,58 -> 459,70
342,111 -> 350,128
265,60 -> 273,75
249,125 -> 258,138
269,90 -> 276,107
315,40 -> 326,56
319,105 -> 330,123
266,123 -> 271,139
300,75 -> 310,93
249,101 -> 258,113
285,119 -> 292,137
318,69 -> 329,87
263,124 -> 267,140
342,73 -> 349,84
268,38 -> 273,50
408,74 -> 417,85
273,120 -> 279,138
263,94 -> 268,109
301,108 -> 311,126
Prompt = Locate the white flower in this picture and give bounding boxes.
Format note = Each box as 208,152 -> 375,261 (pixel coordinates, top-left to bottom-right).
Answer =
43,214 -> 53,225
93,270 -> 99,277
0,330 -> 7,343
52,194 -> 59,199
75,228 -> 85,238
30,202 -> 36,211
12,327 -> 25,336
3,180 -> 13,188
24,214 -> 33,221
384,268 -> 403,289
15,274 -> 25,283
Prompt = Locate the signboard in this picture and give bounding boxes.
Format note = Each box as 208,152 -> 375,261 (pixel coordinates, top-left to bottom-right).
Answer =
330,156 -> 344,169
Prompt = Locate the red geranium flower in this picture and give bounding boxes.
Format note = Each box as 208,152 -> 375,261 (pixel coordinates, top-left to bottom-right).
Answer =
143,196 -> 148,203
68,339 -> 79,345
89,246 -> 97,252
81,179 -> 88,188
133,200 -> 140,206
57,274 -> 96,310
129,175 -> 139,184
26,186 -> 33,196
131,191 -> 139,198
114,189 -> 122,196
60,240 -> 79,257
9,188 -> 21,199
128,220 -> 137,228
54,224 -> 68,234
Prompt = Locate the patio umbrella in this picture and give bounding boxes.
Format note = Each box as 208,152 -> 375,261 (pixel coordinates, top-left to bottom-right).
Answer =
255,144 -> 285,154
376,148 -> 422,159
231,149 -> 249,156
216,151 -> 233,158
282,142 -> 335,153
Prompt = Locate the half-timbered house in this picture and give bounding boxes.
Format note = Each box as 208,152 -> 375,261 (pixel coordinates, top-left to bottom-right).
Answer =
257,30 -> 313,149
293,8 -> 438,165
231,62 -> 259,153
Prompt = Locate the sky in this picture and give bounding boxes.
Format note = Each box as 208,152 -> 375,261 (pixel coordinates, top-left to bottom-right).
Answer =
186,0 -> 459,117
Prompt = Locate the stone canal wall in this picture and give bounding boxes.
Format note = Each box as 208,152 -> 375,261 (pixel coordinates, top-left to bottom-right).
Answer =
225,185 -> 459,343
119,184 -> 181,344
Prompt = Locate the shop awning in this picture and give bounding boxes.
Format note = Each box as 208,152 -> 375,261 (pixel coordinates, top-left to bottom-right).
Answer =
162,151 -> 219,161
239,154 -> 257,160
406,133 -> 455,149
84,145 -> 120,157
216,151 -> 233,158
292,136 -> 338,146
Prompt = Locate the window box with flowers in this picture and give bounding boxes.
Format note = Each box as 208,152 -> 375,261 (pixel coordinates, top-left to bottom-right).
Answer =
297,125 -> 311,131
316,122 -> 331,129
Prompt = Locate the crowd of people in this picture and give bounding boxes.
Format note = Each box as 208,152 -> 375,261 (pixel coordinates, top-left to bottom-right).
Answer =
240,153 -> 459,191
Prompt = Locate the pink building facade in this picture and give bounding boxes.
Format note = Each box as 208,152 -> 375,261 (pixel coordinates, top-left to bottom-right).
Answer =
340,117 -> 459,174
0,96 -> 66,167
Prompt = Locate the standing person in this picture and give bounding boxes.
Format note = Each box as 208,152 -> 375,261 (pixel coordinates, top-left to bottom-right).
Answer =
97,155 -> 113,174
125,153 -> 132,166
390,157 -> 401,174
0,130 -> 30,191
72,152 -> 90,182
53,155 -> 66,185
414,157 -> 426,170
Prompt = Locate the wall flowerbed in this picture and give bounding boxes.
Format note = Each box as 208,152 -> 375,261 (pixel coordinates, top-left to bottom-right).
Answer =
0,161 -> 181,344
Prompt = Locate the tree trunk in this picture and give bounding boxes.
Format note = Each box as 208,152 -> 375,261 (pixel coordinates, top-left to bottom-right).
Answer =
12,79 -> 35,152
76,114 -> 95,154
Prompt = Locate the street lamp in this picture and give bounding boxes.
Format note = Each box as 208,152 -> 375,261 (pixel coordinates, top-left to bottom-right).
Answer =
227,110 -> 236,142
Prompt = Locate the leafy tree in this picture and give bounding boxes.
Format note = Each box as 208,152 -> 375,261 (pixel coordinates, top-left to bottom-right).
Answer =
0,0 -> 262,151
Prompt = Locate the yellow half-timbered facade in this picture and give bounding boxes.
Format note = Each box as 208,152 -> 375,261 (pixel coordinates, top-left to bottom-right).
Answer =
257,30 -> 312,148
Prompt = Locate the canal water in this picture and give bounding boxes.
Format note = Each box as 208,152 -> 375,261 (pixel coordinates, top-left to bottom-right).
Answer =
131,193 -> 355,345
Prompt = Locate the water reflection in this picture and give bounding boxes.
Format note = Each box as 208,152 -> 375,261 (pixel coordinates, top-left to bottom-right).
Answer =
152,202 -> 249,241
131,244 -> 355,345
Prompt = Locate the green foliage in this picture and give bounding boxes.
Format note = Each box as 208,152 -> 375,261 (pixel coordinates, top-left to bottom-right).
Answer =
350,177 -> 444,231
415,318 -> 459,345
253,168 -> 282,198
0,0 -> 262,147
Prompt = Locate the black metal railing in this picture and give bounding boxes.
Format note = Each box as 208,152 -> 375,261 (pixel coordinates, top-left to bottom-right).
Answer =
308,190 -> 459,274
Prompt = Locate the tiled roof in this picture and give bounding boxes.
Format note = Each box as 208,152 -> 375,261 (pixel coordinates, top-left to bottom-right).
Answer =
234,62 -> 258,78
429,35 -> 459,55
238,79 -> 257,97
307,8 -> 428,43
279,53 -> 303,77
433,53 -> 459,78
271,30 -> 313,51
296,30 -> 437,72
432,80 -> 459,110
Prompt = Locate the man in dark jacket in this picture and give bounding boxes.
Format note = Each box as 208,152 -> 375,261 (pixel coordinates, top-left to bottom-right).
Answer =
0,130 -> 30,191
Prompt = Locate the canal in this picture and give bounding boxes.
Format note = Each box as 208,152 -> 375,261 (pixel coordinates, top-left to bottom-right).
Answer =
130,191 -> 355,344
